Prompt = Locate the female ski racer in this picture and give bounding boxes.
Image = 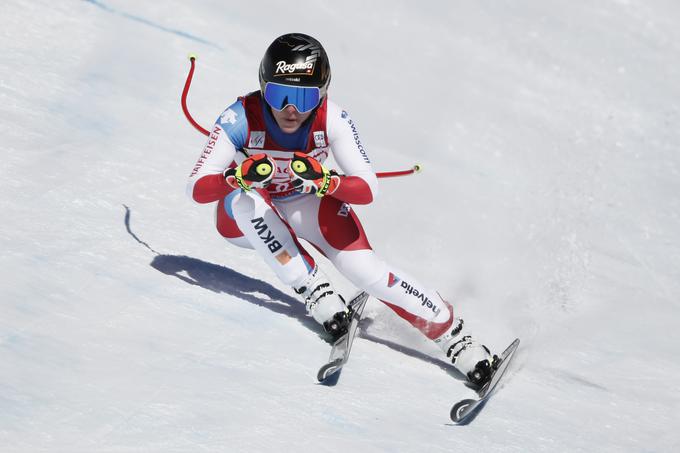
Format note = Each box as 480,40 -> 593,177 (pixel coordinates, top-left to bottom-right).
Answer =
186,33 -> 498,388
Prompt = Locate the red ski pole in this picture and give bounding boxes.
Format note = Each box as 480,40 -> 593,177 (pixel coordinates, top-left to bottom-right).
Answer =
181,55 -> 210,137
373,164 -> 422,178
181,55 -> 421,179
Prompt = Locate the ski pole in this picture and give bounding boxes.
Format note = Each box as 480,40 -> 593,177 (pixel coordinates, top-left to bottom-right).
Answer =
181,55 -> 421,179
181,54 -> 210,136
372,164 -> 422,177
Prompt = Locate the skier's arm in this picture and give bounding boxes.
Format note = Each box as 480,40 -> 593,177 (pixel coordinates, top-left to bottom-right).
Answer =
186,103 -> 247,204
326,102 -> 379,205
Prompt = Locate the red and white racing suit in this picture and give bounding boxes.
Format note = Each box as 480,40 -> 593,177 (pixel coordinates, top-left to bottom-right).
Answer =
186,92 -> 453,340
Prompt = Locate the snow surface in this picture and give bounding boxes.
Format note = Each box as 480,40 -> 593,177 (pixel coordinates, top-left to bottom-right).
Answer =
2,0 -> 680,451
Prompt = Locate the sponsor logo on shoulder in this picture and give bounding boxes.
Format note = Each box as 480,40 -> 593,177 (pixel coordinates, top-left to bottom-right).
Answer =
249,131 -> 265,148
220,108 -> 238,125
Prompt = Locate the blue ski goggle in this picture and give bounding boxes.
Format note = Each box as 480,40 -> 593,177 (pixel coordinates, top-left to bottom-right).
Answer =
263,82 -> 321,113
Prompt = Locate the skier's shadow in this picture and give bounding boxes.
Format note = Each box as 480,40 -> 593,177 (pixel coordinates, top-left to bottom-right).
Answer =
150,254 -> 322,333
123,205 -> 464,380
152,254 -> 476,417
151,254 -> 462,377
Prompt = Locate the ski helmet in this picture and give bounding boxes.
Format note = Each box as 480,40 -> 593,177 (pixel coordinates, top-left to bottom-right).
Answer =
259,33 -> 331,113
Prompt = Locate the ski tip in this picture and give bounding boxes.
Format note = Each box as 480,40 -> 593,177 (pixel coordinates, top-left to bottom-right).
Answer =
188,53 -> 198,61
318,370 -> 341,386
317,359 -> 342,383
450,398 -> 477,424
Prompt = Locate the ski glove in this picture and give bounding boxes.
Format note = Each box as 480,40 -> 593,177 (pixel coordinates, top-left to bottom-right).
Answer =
289,152 -> 340,197
224,153 -> 276,191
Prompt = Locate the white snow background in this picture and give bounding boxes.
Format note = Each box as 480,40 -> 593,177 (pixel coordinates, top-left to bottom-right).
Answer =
1,0 -> 679,451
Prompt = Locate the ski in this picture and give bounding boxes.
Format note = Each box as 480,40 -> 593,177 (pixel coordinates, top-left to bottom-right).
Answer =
316,291 -> 369,385
450,338 -> 520,424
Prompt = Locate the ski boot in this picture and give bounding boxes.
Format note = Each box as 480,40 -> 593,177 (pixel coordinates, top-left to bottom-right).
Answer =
295,266 -> 349,342
322,306 -> 351,341
435,319 -> 500,390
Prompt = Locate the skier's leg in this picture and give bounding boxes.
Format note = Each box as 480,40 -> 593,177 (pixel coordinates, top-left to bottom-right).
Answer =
216,190 -> 313,283
330,248 -> 457,342
285,195 -> 497,387
217,190 -> 346,331
281,195 -> 453,333
216,195 -> 253,249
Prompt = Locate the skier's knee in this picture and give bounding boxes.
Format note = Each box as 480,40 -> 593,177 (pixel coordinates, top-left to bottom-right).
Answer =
229,191 -> 257,218
333,250 -> 387,289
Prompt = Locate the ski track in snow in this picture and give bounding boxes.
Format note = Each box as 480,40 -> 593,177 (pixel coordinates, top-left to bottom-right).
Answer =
1,0 -> 680,452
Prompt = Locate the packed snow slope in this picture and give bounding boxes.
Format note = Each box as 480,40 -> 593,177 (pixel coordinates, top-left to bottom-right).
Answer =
2,0 -> 679,451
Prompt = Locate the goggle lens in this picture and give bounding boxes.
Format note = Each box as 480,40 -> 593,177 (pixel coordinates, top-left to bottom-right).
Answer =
263,82 -> 321,113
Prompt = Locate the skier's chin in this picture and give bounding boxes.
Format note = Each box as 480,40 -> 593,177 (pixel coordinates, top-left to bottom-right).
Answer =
278,120 -> 303,133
